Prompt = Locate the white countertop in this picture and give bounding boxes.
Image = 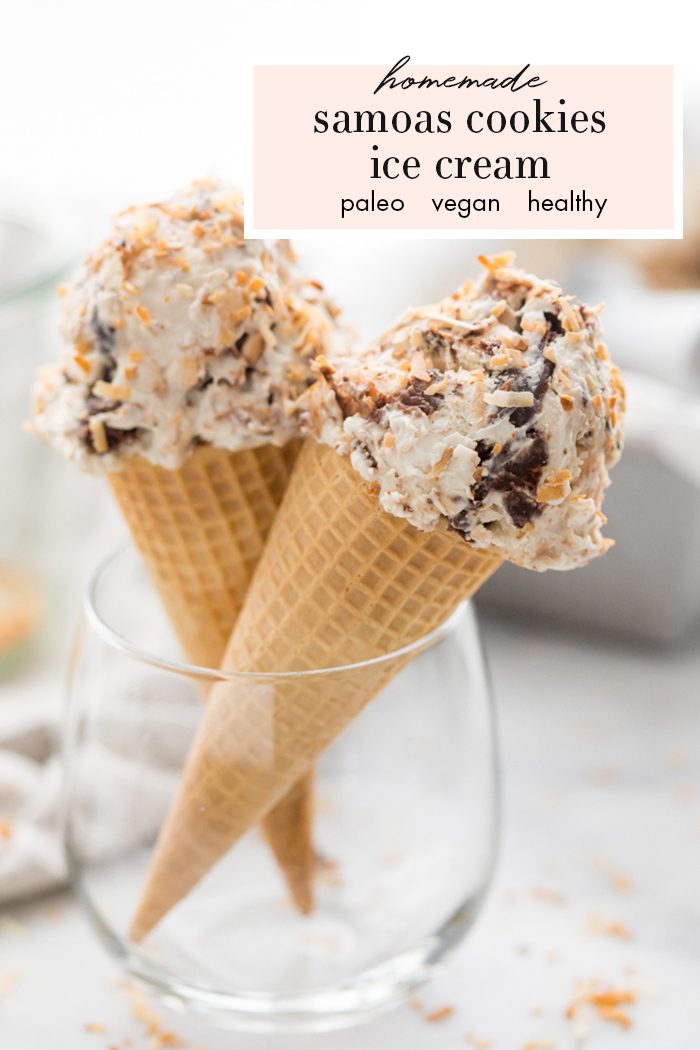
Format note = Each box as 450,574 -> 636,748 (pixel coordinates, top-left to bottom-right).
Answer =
1,612 -> 699,1050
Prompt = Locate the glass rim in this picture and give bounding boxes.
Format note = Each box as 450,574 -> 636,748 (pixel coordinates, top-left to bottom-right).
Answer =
84,543 -> 469,682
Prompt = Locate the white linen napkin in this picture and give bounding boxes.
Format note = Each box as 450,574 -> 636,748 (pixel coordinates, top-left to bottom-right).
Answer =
0,663 -> 183,903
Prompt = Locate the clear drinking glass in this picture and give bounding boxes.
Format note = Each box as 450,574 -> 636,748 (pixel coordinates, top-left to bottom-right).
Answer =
63,544 -> 499,1033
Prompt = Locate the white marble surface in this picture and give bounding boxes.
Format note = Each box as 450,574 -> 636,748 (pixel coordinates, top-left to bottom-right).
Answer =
1,613 -> 699,1050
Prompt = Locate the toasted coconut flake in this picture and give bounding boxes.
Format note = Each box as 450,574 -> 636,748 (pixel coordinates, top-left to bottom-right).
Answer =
93,381 -> 131,401
424,376 -> 449,396
586,911 -> 633,940
484,389 -> 534,409
88,418 -> 108,454
566,982 -> 637,1032
424,312 -> 494,333
424,1005 -> 455,1023
410,352 -> 431,382
477,250 -> 516,272
431,446 -> 454,477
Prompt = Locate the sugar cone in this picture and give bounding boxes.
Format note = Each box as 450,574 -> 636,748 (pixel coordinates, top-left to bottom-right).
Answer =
129,439 -> 502,940
108,442 -> 315,914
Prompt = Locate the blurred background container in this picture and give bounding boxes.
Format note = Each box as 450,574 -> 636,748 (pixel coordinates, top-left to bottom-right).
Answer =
0,210 -> 70,673
0,208 -> 119,677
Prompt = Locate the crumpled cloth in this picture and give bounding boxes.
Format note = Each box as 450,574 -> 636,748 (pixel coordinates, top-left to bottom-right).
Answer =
0,663 -> 185,903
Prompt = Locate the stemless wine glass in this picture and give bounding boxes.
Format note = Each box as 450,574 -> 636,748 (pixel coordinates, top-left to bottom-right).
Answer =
63,544 -> 499,1033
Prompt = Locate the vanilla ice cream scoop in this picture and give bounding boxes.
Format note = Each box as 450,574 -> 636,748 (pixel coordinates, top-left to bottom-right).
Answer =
304,253 -> 624,570
31,180 -> 347,471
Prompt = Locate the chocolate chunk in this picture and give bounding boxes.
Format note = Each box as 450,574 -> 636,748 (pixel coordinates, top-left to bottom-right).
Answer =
504,488 -> 540,529
493,357 -> 555,428
78,420 -> 141,454
185,374 -> 214,407
331,381 -> 387,423
475,440 -> 494,463
355,442 -> 378,471
398,377 -> 443,416
89,309 -> 117,381
451,428 -> 549,533
543,310 -> 564,340
232,333 -> 248,356
91,311 -> 116,356
532,356 -> 556,400
86,395 -> 119,415
99,358 -> 117,383
422,330 -> 450,355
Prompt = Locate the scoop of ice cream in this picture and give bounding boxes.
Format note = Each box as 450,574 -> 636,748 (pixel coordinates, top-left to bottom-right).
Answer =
31,180 -> 347,471
302,253 -> 624,571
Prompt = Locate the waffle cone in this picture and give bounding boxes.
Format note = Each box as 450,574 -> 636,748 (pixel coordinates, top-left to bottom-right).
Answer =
108,442 -> 315,914
130,440 -> 502,940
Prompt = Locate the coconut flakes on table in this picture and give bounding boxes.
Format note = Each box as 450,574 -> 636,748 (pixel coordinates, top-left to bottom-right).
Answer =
566,981 -> 639,1034
585,911 -> 634,940
424,1004 -> 457,1023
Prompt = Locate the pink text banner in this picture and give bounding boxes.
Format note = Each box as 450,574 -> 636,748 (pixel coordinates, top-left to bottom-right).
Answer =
249,61 -> 679,239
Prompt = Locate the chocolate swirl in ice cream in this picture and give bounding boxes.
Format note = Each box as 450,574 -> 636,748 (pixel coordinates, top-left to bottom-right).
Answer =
31,180 -> 348,471
303,253 -> 624,570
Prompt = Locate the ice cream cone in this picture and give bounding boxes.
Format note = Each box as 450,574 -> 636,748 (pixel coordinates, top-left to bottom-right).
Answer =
29,182 -> 355,922
109,440 -> 315,915
129,439 -> 502,940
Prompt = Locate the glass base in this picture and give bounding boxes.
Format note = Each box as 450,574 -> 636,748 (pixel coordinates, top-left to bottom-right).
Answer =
75,864 -> 482,1033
